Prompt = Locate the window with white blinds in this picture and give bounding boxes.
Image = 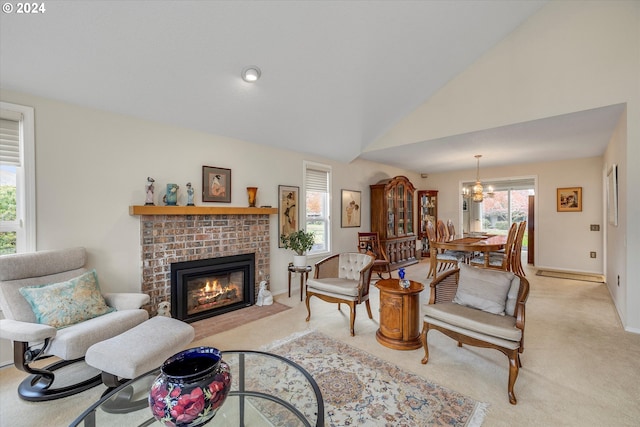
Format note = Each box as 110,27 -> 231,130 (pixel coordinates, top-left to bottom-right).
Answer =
0,102 -> 35,254
304,161 -> 331,255
0,113 -> 21,167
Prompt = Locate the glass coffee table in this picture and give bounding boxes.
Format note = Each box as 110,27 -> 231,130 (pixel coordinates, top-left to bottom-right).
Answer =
70,351 -> 324,427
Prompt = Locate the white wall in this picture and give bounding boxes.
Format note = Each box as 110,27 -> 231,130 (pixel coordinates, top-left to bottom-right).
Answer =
603,108 -> 628,327
0,90 -> 420,299
419,156 -> 604,274
369,0 -> 640,331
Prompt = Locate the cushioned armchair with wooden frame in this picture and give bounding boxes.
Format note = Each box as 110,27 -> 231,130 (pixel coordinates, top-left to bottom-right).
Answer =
0,247 -> 150,401
305,252 -> 375,336
420,264 -> 530,404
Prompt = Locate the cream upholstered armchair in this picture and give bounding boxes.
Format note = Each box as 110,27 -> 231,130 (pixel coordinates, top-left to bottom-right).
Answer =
421,263 -> 530,404
305,252 -> 375,336
0,247 -> 150,401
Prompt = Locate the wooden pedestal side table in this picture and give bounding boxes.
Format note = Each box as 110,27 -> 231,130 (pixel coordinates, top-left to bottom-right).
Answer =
375,278 -> 424,350
288,264 -> 312,301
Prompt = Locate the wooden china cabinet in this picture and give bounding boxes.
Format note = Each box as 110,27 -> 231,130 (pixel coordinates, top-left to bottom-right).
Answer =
370,176 -> 418,270
417,190 -> 438,258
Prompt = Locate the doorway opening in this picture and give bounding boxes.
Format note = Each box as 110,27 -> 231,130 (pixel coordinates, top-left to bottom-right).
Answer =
462,177 -> 535,263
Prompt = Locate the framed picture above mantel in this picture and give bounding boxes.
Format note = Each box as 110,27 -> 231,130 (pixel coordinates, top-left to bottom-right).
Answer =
202,166 -> 231,203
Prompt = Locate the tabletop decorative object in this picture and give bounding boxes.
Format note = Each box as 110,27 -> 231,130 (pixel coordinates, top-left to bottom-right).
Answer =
149,347 -> 231,427
145,177 -> 155,205
165,183 -> 179,206
186,182 -> 195,206
247,186 -> 258,207
398,267 -> 410,289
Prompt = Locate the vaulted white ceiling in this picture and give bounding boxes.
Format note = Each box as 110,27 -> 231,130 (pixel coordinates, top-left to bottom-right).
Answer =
0,1 -> 621,173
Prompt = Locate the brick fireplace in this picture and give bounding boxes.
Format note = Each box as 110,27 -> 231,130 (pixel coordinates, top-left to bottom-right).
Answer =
132,207 -> 276,315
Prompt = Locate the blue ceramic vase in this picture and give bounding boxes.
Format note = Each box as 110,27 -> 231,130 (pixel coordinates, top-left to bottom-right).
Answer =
149,347 -> 231,427
166,184 -> 179,206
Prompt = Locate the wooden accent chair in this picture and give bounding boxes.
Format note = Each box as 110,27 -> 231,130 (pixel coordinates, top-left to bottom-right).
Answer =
470,222 -> 518,271
357,232 -> 392,279
426,221 -> 465,279
305,252 -> 375,336
421,264 -> 530,404
511,221 -> 527,276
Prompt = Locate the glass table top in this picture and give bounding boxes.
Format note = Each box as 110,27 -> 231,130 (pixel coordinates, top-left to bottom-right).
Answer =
70,351 -> 324,427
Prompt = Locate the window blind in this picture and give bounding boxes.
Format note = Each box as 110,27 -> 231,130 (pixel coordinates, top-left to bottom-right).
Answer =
306,168 -> 329,192
0,110 -> 22,167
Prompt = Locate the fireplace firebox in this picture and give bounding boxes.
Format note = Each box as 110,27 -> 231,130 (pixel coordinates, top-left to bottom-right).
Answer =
170,253 -> 255,322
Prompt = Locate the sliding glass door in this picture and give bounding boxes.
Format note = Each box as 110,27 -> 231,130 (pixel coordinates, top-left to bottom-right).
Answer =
462,178 -> 534,252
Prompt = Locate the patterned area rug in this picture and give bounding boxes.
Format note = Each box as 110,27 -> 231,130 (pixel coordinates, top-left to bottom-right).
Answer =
536,269 -> 605,283
263,330 -> 487,427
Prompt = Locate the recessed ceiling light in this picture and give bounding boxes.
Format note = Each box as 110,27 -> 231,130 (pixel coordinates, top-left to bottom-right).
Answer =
241,66 -> 261,82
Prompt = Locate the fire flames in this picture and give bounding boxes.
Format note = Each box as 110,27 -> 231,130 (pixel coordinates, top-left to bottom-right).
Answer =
188,279 -> 240,314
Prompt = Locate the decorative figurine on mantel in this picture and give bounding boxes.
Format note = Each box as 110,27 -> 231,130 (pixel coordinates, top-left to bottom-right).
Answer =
145,177 -> 155,205
164,183 -> 179,206
186,182 -> 195,206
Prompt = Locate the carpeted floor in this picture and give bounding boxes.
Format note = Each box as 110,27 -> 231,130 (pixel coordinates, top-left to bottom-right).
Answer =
535,269 -> 604,283
2,258 -> 640,426
263,330 -> 487,427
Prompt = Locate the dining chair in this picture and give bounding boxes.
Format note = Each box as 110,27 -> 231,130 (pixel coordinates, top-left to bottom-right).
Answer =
510,221 -> 527,276
426,221 -> 464,279
357,232 -> 392,279
446,219 -> 456,241
470,222 -> 517,270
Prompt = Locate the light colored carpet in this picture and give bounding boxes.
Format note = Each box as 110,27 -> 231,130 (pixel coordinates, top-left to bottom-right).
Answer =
1,258 -> 640,426
263,330 -> 487,427
535,269 -> 605,283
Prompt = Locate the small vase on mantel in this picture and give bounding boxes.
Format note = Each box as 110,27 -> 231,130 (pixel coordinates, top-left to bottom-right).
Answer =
246,187 -> 258,207
165,184 -> 179,206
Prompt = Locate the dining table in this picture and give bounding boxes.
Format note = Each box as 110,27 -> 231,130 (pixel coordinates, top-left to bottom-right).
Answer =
430,234 -> 508,268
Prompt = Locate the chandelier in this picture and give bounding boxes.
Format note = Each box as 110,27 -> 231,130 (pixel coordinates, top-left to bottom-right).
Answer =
472,155 -> 484,202
461,155 -> 489,202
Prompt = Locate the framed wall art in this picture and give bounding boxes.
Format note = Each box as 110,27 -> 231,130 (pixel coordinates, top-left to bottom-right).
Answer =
278,185 -> 299,246
202,166 -> 231,203
341,189 -> 361,228
557,187 -> 582,212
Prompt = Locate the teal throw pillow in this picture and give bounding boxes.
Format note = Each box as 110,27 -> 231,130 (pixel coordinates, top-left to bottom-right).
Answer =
19,269 -> 115,329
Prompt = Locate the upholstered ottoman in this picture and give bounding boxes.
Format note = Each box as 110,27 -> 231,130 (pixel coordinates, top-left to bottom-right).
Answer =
85,316 -> 195,388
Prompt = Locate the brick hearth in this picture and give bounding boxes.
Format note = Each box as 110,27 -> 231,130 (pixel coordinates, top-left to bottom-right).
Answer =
137,214 -> 271,315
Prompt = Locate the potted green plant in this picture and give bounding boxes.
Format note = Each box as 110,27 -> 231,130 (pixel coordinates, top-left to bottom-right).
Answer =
280,229 -> 316,267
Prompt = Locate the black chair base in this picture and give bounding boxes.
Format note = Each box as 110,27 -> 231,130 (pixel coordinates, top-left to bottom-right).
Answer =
17,358 -> 102,402
101,384 -> 149,414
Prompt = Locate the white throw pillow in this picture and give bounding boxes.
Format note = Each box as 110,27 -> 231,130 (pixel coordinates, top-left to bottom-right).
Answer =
453,264 -> 515,315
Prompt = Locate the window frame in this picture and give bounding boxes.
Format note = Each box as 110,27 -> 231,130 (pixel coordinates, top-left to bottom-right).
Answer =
0,102 -> 36,254
303,160 -> 331,257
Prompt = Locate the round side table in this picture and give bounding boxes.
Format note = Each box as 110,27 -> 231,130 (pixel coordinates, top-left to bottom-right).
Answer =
288,264 -> 312,301
375,278 -> 424,350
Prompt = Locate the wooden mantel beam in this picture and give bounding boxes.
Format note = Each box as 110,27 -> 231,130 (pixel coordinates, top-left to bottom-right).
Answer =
129,205 -> 278,216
